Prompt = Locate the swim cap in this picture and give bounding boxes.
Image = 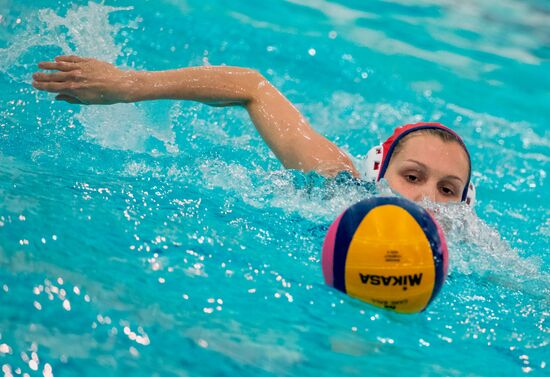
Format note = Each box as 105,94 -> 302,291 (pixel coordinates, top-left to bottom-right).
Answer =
360,122 -> 476,205
322,196 -> 449,313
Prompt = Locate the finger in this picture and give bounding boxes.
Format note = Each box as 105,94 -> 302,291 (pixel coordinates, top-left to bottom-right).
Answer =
32,80 -> 73,94
55,94 -> 83,104
32,71 -> 76,82
55,55 -> 86,63
37,61 -> 78,72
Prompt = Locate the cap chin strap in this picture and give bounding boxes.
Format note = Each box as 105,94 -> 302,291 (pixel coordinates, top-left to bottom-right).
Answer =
360,144 -> 476,207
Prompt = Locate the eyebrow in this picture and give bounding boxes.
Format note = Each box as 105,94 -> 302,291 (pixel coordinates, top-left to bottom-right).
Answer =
404,159 -> 465,184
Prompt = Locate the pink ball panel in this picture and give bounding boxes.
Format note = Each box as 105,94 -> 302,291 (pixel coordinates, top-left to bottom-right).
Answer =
322,212 -> 344,287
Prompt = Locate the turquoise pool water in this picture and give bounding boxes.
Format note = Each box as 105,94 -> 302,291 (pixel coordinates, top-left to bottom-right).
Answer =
0,0 -> 548,375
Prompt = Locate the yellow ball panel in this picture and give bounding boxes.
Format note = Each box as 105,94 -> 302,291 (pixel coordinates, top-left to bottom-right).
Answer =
344,205 -> 436,313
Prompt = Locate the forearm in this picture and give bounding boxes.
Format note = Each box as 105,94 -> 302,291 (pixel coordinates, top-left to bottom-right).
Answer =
125,66 -> 264,106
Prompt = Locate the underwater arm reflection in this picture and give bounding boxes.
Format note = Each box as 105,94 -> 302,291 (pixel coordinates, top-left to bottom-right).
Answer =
32,55 -> 359,178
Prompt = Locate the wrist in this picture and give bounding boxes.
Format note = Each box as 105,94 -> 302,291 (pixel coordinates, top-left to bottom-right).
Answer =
118,70 -> 147,103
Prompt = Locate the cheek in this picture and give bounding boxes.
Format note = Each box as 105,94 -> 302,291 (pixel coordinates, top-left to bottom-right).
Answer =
384,172 -> 415,198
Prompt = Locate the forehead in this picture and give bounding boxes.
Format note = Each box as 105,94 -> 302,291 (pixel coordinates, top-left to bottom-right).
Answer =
392,134 -> 470,178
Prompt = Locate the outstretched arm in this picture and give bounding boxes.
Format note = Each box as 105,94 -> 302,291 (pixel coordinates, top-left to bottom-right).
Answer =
32,55 -> 359,177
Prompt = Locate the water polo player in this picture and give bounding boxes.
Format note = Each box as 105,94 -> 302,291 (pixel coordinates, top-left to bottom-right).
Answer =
32,55 -> 474,204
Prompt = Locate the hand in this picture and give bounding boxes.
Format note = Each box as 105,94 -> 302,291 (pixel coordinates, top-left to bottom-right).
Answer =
32,55 -> 135,105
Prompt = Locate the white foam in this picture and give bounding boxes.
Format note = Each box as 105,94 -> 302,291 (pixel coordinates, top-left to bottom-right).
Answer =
0,2 -> 135,82
1,2 -> 180,153
422,199 -> 549,297
198,158 -> 372,222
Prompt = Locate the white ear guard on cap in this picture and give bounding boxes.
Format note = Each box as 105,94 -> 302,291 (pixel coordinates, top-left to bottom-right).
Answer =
465,182 -> 476,207
359,144 -> 384,182
359,144 -> 477,207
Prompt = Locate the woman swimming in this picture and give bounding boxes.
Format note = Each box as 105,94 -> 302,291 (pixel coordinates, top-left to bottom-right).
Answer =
32,55 -> 473,204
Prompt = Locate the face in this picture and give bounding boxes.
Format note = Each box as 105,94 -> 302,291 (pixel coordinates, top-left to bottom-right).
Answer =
383,134 -> 470,203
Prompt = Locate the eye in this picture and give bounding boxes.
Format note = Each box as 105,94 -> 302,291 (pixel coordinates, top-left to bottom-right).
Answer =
439,186 -> 455,196
405,174 -> 419,183
399,169 -> 425,184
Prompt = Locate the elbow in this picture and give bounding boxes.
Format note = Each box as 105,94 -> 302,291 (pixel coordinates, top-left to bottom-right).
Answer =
248,69 -> 267,86
245,70 -> 270,105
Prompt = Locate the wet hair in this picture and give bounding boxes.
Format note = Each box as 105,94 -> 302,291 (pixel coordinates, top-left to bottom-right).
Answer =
392,128 -> 471,171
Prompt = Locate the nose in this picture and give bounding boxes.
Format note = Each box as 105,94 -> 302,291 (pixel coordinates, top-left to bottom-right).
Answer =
414,184 -> 437,203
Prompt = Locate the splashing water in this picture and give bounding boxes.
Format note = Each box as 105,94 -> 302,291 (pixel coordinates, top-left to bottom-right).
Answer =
419,199 -> 549,298
0,1 -> 548,376
0,2 -> 135,81
0,2 -> 178,153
